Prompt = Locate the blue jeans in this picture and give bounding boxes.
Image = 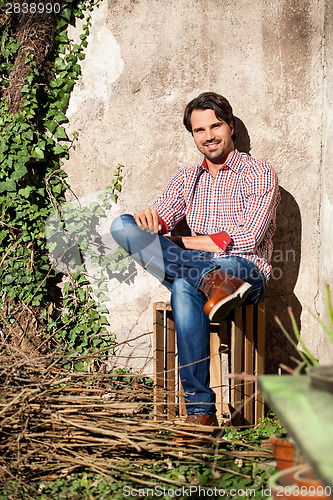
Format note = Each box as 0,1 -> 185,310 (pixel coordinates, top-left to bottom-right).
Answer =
110,214 -> 266,415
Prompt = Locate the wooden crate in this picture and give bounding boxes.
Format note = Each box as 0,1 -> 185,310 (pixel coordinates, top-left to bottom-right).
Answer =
153,301 -> 265,425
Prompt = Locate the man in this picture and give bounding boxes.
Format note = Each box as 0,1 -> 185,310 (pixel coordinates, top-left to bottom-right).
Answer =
110,92 -> 280,443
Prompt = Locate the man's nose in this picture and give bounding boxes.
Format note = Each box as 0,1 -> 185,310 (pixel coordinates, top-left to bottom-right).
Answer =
204,129 -> 215,142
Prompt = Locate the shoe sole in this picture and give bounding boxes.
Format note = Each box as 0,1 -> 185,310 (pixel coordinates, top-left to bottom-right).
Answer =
172,426 -> 224,447
208,282 -> 253,322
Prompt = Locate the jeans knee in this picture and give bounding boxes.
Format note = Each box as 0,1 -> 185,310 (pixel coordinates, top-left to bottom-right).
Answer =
171,278 -> 205,314
171,278 -> 191,299
110,214 -> 134,234
171,279 -> 210,343
110,214 -> 134,248
110,214 -> 135,246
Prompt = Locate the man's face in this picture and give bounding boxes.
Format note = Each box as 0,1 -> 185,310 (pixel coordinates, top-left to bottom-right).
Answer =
191,109 -> 234,165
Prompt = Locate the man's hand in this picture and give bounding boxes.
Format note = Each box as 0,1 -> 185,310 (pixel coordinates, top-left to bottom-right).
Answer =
134,208 -> 162,233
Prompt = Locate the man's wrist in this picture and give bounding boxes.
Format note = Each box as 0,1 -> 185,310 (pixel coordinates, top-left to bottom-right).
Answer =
165,235 -> 186,249
182,235 -> 220,252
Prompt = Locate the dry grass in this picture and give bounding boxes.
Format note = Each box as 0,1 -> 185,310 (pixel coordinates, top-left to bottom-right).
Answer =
0,339 -> 272,491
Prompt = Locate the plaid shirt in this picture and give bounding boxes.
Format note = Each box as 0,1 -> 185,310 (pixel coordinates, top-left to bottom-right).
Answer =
154,149 -> 280,280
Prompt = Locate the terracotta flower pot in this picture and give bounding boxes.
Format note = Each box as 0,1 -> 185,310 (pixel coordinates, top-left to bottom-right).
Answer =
294,464 -> 326,490
269,435 -> 300,471
269,465 -> 331,499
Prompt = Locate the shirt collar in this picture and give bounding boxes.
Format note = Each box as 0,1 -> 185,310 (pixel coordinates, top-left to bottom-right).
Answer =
199,149 -> 241,174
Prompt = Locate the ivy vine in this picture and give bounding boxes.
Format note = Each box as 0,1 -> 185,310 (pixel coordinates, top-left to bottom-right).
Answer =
0,0 -> 123,365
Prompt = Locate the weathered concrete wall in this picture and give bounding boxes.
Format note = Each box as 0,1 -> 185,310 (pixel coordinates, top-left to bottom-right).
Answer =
318,0 -> 333,363
63,0 -> 331,372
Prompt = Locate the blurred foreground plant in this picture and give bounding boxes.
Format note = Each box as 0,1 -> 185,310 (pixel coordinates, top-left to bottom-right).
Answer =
275,283 -> 333,370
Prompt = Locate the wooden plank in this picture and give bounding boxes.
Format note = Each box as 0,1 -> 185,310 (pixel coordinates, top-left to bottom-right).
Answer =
154,301 -> 172,311
178,375 -> 187,416
244,305 -> 254,424
210,331 -> 223,421
153,303 -> 165,421
166,310 -> 176,419
255,302 -> 265,423
230,307 -> 244,416
219,321 -> 230,418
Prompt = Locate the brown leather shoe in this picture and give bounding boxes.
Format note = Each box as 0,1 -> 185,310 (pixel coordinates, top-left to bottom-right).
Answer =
199,269 -> 252,322
172,413 -> 220,446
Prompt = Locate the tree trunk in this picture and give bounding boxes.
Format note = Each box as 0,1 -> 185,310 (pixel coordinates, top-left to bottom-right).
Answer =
3,0 -> 56,114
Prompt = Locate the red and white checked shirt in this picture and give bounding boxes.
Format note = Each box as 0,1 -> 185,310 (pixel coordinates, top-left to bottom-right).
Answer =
154,149 -> 280,281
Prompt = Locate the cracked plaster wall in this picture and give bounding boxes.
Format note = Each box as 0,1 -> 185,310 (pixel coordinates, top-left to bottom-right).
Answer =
318,0 -> 333,363
63,0 -> 331,372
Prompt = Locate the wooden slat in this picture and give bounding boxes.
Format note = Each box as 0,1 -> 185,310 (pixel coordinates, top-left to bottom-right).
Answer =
255,302 -> 266,423
178,377 -> 187,416
230,307 -> 244,413
210,331 -> 223,421
154,301 -> 172,311
166,311 -> 176,419
244,305 -> 254,424
153,304 -> 165,421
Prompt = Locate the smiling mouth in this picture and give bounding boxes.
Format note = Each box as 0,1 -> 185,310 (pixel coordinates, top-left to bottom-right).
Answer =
205,142 -> 220,149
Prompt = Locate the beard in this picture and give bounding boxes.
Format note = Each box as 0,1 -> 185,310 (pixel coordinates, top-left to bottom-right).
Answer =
197,139 -> 233,163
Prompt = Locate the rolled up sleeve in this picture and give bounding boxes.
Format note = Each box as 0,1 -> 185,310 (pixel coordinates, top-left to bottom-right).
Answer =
153,169 -> 186,232
227,168 -> 280,254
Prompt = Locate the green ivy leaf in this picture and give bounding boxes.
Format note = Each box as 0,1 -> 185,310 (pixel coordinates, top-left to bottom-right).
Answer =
0,142 -> 8,154
60,7 -> 72,21
11,165 -> 28,181
72,44 -> 82,53
31,147 -> 45,159
25,74 -> 34,85
55,17 -> 68,30
18,186 -> 34,198
55,31 -> 69,44
58,92 -> 70,109
54,127 -> 69,140
44,120 -> 58,134
74,361 -> 84,370
52,111 -> 68,124
54,57 -> 67,71
22,129 -> 34,141
0,179 -> 16,192
53,143 -> 66,155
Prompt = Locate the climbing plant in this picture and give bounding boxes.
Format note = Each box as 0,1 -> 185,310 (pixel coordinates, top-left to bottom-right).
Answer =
0,0 -> 121,362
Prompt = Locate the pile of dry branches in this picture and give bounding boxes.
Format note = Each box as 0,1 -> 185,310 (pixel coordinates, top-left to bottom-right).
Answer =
0,342 -> 272,490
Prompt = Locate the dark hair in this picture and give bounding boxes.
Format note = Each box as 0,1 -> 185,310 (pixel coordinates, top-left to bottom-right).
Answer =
183,92 -> 235,139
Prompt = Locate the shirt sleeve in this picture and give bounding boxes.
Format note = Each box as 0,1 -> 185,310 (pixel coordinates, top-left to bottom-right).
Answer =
210,231 -> 231,251
153,169 -> 186,233
226,166 -> 280,254
158,216 -> 169,235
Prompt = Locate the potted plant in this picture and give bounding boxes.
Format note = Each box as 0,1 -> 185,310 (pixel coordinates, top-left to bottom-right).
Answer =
267,417 -> 304,471
269,432 -> 301,471
266,284 -> 333,492
269,464 -> 331,499
294,464 -> 327,489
